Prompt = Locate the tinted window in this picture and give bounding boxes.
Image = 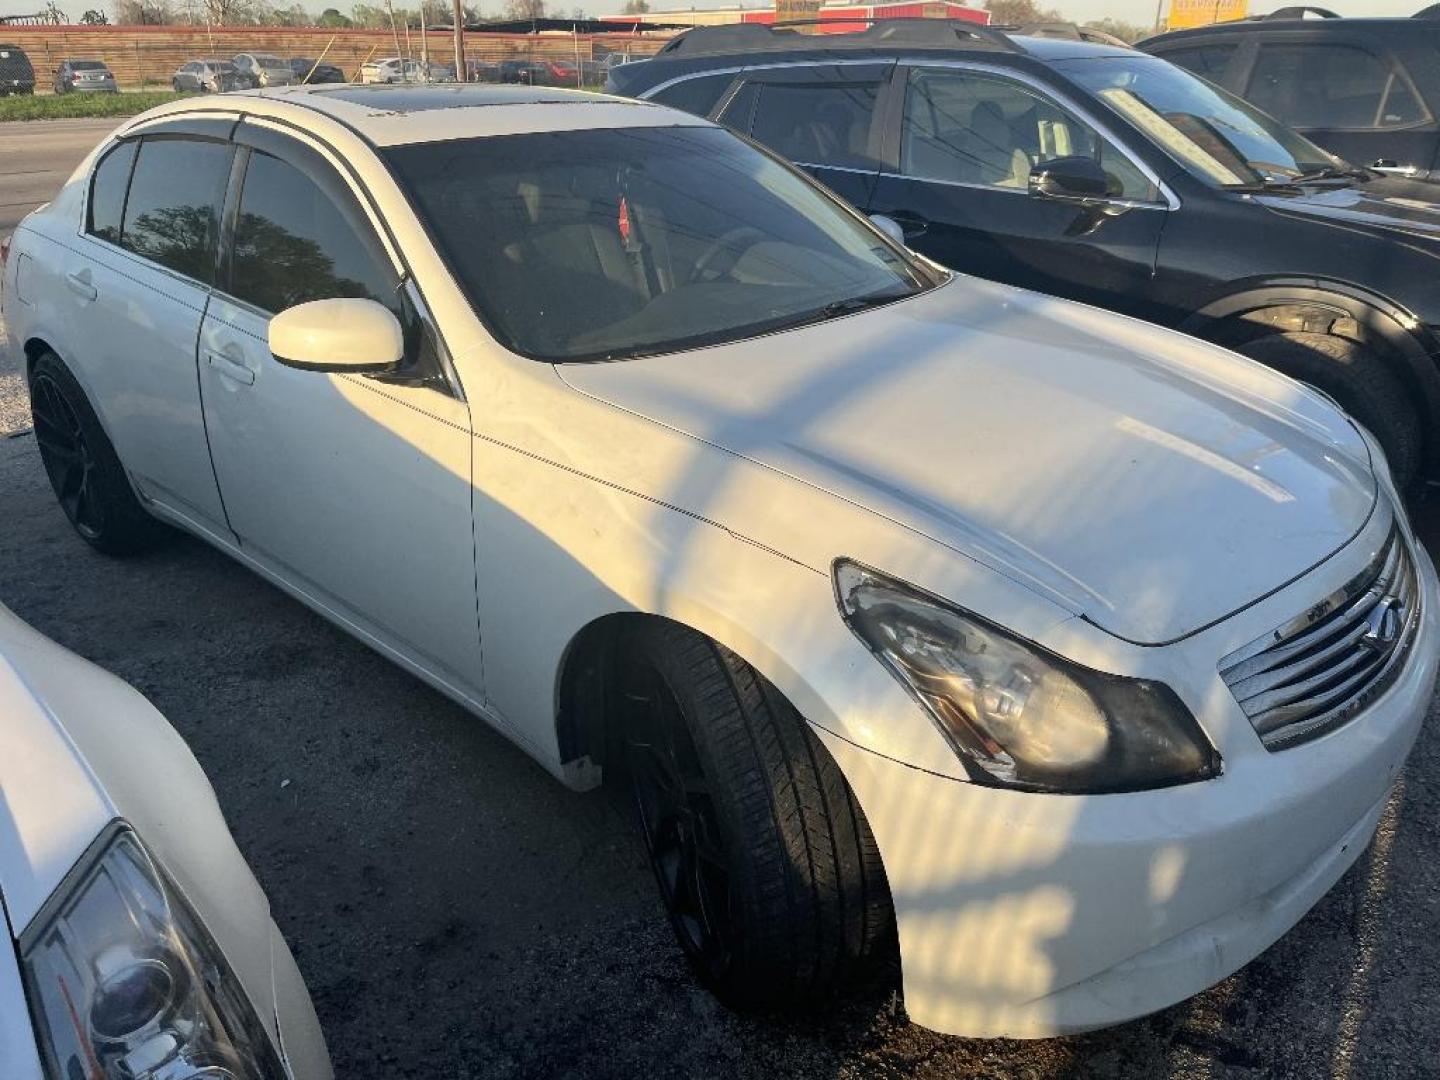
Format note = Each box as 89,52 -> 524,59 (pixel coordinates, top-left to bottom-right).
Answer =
229,149 -> 397,316
649,72 -> 735,118
70,60 -> 105,70
1162,43 -> 1238,80
88,140 -> 136,244
120,137 -> 232,280
749,82 -> 880,169
1246,43 -> 1427,129
385,126 -> 936,363
902,68 -> 1156,200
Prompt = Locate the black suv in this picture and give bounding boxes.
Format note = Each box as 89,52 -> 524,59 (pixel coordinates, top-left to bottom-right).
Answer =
609,19 -> 1440,487
1142,7 -> 1440,180
0,43 -> 35,96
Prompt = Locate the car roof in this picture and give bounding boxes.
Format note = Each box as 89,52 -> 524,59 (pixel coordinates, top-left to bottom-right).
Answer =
145,84 -> 708,147
1142,9 -> 1436,46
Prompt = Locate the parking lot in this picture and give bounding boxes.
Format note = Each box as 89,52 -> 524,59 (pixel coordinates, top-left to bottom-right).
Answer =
4,116 -> 1440,1079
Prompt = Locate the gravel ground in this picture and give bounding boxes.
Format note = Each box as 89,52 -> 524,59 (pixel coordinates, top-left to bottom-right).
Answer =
3,316 -> 1440,1078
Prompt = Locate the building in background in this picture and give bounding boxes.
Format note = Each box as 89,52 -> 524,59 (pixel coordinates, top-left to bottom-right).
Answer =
1165,0 -> 1248,31
612,1 -> 990,32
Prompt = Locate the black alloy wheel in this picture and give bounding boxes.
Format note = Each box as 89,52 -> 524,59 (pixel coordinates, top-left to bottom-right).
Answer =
620,659 -> 736,982
31,368 -> 104,541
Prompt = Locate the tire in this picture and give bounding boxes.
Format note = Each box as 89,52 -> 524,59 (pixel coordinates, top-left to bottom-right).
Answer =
29,352 -> 165,556
172,78 -> 181,91
613,621 -> 894,1009
1237,330 -> 1421,491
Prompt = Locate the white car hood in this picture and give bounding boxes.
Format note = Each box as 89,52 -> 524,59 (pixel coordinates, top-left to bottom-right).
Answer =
558,276 -> 1376,644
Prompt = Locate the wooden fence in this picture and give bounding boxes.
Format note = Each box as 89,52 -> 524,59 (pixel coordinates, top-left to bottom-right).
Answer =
0,25 -> 674,88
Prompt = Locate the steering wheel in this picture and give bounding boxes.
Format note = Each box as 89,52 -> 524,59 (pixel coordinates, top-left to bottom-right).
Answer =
687,226 -> 769,285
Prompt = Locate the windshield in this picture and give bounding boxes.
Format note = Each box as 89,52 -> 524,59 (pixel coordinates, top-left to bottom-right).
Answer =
1055,56 -> 1339,186
385,125 -> 938,362
258,55 -> 288,69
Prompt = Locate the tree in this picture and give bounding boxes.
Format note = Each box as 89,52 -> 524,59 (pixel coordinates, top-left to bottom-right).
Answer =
1082,16 -> 1146,43
318,5 -> 354,24
114,0 -> 174,23
984,0 -> 1060,26
79,7 -> 109,22
350,2 -> 390,26
502,0 -> 545,18
622,0 -> 648,11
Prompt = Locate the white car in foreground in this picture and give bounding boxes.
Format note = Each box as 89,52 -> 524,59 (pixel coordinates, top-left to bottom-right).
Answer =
0,603 -> 332,1079
2,84 -> 1436,1039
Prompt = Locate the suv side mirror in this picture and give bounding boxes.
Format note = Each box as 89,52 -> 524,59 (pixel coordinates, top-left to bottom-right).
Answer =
1029,156 -> 1112,203
269,298 -> 404,373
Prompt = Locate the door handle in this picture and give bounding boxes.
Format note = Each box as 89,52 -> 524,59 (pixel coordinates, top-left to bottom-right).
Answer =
206,349 -> 256,386
64,269 -> 97,301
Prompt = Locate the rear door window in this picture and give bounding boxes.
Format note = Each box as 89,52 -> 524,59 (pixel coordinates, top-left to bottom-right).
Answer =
1160,42 -> 1240,82
119,136 -> 234,281
1246,42 -> 1427,129
747,81 -> 882,169
88,140 -> 137,245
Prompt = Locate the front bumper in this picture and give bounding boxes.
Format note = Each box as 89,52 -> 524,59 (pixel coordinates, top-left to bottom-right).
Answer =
816,542 -> 1439,1039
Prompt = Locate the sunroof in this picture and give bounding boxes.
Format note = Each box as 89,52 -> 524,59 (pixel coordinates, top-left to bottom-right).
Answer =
316,84 -> 617,112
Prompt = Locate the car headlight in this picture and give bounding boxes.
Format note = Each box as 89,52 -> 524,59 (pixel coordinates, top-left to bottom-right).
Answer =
835,560 -> 1221,794
21,826 -> 285,1080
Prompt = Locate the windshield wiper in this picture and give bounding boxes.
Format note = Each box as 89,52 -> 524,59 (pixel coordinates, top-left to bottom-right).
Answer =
821,290 -> 913,318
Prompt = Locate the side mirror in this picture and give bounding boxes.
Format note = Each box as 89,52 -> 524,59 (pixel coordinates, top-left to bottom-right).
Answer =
269,298 -> 404,373
1028,156 -> 1112,203
868,214 -> 907,247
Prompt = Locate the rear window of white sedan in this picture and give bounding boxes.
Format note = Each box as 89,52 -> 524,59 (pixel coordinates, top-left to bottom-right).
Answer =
384,125 -> 939,362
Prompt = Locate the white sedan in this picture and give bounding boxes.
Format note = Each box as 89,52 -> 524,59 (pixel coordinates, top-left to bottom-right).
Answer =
2,83 -> 1436,1039
0,602 -> 332,1079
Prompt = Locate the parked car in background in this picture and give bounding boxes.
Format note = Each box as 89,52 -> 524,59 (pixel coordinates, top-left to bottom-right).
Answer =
233,52 -> 295,88
499,58 -> 551,84
610,18 -> 1440,489
465,57 -> 501,82
173,58 -> 243,93
0,43 -> 35,96
1142,7 -> 1440,180
359,56 -> 424,83
289,56 -> 345,84
423,61 -> 457,83
4,84 -> 1436,1040
52,59 -> 117,94
0,601 -> 333,1079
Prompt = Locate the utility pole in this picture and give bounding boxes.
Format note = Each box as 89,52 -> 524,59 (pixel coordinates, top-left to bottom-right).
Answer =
453,0 -> 467,81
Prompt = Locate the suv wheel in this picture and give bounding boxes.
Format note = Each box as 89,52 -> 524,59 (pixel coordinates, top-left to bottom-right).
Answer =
29,352 -> 166,555
613,621 -> 894,1009
1237,331 -> 1420,490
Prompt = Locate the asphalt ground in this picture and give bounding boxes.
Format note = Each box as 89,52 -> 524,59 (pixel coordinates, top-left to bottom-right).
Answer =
3,119 -> 1440,1079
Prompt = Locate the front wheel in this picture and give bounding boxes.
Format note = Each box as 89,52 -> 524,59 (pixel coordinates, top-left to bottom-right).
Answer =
613,622 -> 894,1009
1237,331 -> 1421,491
29,352 -> 166,556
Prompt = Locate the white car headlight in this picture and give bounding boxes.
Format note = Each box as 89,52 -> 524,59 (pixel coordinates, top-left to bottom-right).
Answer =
21,826 -> 285,1080
835,560 -> 1221,793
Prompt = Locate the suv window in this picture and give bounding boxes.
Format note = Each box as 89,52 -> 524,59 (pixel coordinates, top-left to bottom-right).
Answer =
648,72 -> 734,117
1246,43 -> 1427,130
119,137 -> 233,281
748,81 -> 881,169
902,68 -> 1157,200
1162,43 -> 1239,81
88,140 -> 137,245
229,149 -> 397,316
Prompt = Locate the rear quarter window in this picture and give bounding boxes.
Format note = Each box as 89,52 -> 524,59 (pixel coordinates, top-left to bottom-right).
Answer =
88,140 -> 138,245
648,72 -> 735,117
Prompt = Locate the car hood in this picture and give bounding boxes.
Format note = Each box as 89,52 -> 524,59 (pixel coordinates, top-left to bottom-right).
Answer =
558,276 -> 1376,644
1255,174 -> 1440,241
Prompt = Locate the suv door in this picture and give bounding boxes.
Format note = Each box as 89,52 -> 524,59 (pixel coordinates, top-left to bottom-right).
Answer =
1237,34 -> 1436,176
62,127 -> 235,538
715,62 -> 890,209
867,64 -> 1170,316
198,121 -> 482,697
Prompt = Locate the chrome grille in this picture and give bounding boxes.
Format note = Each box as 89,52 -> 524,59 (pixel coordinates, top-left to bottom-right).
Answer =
1220,531 -> 1421,751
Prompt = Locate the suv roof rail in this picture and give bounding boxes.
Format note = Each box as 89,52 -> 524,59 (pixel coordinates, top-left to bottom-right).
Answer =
1259,6 -> 1341,18
654,17 -> 1023,59
1013,20 -> 1133,47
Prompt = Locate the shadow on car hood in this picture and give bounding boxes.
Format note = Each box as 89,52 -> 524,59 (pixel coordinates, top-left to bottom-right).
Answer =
558,276 -> 1376,645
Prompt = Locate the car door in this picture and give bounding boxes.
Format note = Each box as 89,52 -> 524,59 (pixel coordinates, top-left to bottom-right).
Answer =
714,62 -> 890,209
866,63 -> 1171,318
1236,34 -> 1436,176
61,125 -> 235,539
197,122 -> 482,698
